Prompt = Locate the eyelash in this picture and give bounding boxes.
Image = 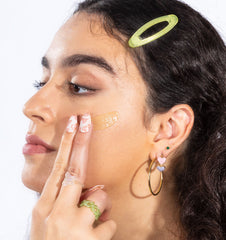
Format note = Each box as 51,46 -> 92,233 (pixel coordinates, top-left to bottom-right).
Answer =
32,80 -> 96,96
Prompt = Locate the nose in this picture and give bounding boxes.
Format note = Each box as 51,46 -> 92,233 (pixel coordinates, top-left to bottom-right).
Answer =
23,86 -> 56,125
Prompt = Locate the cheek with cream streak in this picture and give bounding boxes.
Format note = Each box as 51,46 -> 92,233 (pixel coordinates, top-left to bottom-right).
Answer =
66,111 -> 119,132
66,111 -> 120,132
92,111 -> 119,130
22,111 -> 121,192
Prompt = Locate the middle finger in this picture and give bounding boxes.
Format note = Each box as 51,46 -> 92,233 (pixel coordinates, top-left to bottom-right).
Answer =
54,113 -> 92,207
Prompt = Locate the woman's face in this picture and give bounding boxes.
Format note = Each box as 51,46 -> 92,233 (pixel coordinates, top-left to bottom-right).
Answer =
22,13 -> 152,193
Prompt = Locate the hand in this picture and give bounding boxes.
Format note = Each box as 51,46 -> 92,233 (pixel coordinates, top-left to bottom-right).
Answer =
30,114 -> 117,240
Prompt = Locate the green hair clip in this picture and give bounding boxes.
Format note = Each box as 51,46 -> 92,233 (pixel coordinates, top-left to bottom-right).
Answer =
128,14 -> 178,48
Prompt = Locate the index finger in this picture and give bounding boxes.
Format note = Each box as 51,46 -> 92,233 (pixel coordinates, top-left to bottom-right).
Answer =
56,113 -> 93,205
38,115 -> 78,207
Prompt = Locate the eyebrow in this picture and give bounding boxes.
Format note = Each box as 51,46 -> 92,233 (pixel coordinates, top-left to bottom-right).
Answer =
41,54 -> 116,75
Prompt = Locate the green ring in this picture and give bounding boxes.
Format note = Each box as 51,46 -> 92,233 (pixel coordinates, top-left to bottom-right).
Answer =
79,200 -> 101,220
128,14 -> 178,48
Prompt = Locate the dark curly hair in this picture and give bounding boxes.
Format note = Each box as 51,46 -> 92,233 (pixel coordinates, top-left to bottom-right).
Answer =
75,0 -> 226,239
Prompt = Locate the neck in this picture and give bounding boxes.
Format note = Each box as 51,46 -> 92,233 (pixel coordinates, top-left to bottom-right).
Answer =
107,177 -> 183,239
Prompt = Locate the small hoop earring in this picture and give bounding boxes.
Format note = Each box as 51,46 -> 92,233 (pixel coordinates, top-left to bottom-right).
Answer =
148,155 -> 166,196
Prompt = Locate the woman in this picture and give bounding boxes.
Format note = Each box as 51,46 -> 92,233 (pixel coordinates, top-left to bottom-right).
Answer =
22,0 -> 226,239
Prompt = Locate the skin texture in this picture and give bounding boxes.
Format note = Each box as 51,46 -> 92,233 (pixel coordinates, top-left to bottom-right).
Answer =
22,13 -> 194,240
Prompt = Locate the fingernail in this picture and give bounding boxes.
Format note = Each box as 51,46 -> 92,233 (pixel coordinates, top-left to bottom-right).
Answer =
84,185 -> 105,194
79,114 -> 91,133
80,185 -> 105,201
66,115 -> 77,133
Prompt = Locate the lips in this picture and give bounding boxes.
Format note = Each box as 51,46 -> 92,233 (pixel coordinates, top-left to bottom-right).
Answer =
23,134 -> 56,155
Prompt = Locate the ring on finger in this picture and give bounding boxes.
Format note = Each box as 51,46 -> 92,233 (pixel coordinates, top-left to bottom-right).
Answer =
79,199 -> 101,220
62,171 -> 84,187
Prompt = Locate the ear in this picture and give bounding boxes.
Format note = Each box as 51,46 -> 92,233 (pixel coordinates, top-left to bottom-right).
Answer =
147,104 -> 194,159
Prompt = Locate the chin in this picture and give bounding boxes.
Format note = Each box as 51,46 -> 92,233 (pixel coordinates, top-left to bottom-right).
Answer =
21,163 -> 49,193
22,152 -> 56,193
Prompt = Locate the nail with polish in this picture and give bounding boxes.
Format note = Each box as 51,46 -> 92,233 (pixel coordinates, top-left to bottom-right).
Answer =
79,114 -> 91,133
83,185 -> 105,195
66,115 -> 77,133
80,185 -> 105,202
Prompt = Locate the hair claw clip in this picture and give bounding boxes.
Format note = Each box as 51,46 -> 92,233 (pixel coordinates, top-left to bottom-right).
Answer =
128,14 -> 178,48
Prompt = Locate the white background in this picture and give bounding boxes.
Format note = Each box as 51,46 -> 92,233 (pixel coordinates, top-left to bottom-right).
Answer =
0,0 -> 225,239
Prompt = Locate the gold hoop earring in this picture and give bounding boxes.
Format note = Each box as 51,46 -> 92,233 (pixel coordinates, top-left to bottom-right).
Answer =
148,155 -> 166,196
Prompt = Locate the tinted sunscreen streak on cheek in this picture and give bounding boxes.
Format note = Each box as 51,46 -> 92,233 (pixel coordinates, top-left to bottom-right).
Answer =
92,111 -> 119,130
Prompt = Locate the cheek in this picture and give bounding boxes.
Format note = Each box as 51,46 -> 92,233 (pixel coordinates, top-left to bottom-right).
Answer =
85,111 -> 148,188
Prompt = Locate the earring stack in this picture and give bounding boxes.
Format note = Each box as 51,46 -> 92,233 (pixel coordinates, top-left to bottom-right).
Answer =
148,147 -> 169,196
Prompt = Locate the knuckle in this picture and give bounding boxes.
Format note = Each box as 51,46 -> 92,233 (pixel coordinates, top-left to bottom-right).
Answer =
67,167 -> 81,178
32,204 -> 46,220
108,220 -> 117,233
93,190 -> 108,203
72,230 -> 91,240
45,215 -> 53,226
45,214 -> 62,227
52,161 -> 66,173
